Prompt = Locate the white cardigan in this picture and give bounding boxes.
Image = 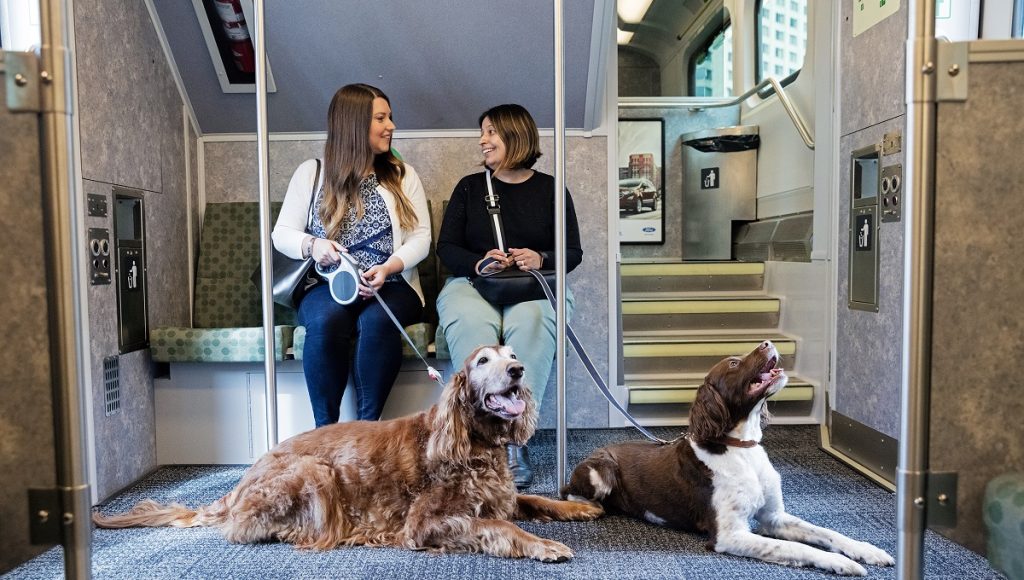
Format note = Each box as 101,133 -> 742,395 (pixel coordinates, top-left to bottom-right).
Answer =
272,158 -> 432,305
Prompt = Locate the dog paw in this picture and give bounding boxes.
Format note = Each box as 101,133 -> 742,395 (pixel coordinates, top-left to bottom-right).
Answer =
844,542 -> 896,567
570,500 -> 604,520
818,553 -> 867,576
530,539 -> 573,563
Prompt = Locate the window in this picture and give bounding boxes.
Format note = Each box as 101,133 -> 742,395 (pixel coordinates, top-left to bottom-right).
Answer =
756,0 -> 807,82
689,21 -> 733,97
0,0 -> 41,51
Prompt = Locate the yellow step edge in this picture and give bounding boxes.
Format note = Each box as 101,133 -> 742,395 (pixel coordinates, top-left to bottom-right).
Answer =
623,341 -> 797,358
622,299 -> 779,315
621,263 -> 765,277
629,385 -> 814,405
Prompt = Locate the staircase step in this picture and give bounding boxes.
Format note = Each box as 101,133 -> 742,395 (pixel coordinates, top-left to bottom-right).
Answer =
626,376 -> 814,405
620,261 -> 765,293
622,334 -> 797,375
622,296 -> 780,332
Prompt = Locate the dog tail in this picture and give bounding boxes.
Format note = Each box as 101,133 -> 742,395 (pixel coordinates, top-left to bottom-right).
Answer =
92,499 -> 227,529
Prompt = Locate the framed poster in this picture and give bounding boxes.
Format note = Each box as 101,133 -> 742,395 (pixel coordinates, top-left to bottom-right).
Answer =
617,119 -> 665,244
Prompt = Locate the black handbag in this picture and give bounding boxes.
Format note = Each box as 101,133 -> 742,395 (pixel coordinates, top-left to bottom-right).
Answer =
251,159 -> 321,309
469,169 -> 556,306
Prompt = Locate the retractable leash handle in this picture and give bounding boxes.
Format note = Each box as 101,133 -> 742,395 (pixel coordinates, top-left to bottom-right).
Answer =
326,253 -> 443,385
527,269 -> 671,445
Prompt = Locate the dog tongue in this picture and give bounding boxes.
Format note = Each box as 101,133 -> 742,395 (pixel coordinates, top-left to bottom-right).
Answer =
492,394 -> 526,416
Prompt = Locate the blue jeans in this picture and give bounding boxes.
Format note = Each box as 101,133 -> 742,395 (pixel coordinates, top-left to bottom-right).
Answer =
297,281 -> 421,426
436,276 -> 575,410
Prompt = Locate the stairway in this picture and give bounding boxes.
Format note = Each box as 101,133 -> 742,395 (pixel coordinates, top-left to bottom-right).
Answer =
620,260 -> 815,426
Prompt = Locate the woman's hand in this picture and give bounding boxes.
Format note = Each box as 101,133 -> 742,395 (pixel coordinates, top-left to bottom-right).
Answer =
507,247 -> 542,271
358,257 -> 403,298
475,248 -> 511,275
311,238 -> 345,267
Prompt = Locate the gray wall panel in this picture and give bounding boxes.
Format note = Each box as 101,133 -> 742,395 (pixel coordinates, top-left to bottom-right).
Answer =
152,0 -> 598,134
835,119 -> 905,440
76,0 -> 191,499
618,106 -> 739,260
0,70 -> 57,574
203,135 -> 610,427
839,1 -> 907,137
930,59 -> 1024,554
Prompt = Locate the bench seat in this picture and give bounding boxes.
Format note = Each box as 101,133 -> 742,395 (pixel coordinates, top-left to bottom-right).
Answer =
151,325 -> 293,362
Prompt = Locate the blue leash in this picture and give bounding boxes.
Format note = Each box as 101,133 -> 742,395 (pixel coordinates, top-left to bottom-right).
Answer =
526,269 -> 671,445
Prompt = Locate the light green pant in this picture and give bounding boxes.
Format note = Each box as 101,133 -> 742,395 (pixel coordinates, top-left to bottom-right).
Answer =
436,276 -> 575,410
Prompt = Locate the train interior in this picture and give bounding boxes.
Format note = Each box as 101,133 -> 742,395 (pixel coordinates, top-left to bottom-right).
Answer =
2,0 -> 1023,577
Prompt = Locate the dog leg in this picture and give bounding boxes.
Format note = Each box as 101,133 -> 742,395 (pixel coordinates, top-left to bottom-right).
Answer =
715,530 -> 868,576
515,494 -> 603,522
405,516 -> 574,562
756,512 -> 895,567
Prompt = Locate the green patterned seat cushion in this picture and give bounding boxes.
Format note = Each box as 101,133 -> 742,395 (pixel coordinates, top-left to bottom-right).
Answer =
434,325 -> 450,360
984,472 -> 1024,580
150,326 -> 294,362
292,322 -> 434,361
192,202 -> 298,329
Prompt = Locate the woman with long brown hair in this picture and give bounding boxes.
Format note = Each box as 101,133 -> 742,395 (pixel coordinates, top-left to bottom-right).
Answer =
273,83 -> 430,426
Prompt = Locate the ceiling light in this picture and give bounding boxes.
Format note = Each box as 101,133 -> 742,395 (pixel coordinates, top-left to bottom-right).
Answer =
617,28 -> 635,45
618,0 -> 654,24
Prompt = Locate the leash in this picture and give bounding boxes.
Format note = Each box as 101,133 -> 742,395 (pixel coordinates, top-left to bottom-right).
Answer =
526,269 -> 671,445
337,254 -> 443,385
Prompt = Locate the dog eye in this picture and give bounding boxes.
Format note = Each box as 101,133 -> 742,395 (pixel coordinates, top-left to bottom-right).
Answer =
510,354 -> 517,360
476,357 -> 489,365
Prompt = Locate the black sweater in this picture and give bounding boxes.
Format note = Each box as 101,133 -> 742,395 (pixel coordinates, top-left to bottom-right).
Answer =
437,171 -> 583,278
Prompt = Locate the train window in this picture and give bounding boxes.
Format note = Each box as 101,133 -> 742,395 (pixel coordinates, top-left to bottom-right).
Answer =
755,0 -> 807,83
0,0 -> 42,51
689,21 -> 733,97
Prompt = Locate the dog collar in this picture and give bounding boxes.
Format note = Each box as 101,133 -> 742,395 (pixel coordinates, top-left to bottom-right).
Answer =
686,433 -> 759,448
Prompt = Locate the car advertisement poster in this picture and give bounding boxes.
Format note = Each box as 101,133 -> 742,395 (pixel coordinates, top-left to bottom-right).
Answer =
617,119 -> 665,244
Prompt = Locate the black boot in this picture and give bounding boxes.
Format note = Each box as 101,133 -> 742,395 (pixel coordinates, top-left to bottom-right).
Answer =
507,444 -> 533,489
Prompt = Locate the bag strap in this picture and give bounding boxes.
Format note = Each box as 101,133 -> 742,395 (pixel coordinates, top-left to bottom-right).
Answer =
484,170 -> 508,252
305,159 -> 321,230
527,269 -> 674,445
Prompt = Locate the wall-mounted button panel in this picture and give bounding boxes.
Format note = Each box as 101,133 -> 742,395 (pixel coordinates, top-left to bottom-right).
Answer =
87,193 -> 108,217
88,228 -> 111,285
881,164 -> 903,222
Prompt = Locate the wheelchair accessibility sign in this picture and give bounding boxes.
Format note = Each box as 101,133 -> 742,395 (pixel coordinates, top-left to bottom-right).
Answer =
700,168 -> 719,190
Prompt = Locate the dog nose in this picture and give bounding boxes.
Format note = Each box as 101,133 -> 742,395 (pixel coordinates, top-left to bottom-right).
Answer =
760,340 -> 773,350
507,364 -> 524,379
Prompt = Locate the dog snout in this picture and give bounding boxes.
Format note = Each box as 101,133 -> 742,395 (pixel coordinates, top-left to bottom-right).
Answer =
507,364 -> 524,380
759,340 -> 774,351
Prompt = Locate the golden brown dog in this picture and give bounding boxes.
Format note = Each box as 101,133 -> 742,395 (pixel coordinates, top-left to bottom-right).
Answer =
94,345 -> 602,561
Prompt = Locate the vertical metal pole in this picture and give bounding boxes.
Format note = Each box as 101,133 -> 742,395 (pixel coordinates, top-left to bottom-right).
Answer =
898,1 -> 936,578
553,0 -> 568,491
253,0 -> 278,448
38,0 -> 92,576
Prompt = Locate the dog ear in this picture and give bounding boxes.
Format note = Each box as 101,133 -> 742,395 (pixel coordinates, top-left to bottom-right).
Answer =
427,369 -> 472,465
688,382 -> 730,442
507,383 -> 538,446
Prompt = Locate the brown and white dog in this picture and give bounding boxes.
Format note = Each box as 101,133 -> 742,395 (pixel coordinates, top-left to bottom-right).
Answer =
94,345 -> 602,562
562,340 -> 895,575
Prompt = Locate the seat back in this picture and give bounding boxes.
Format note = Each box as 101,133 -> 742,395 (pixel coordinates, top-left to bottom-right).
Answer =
194,202 -> 298,328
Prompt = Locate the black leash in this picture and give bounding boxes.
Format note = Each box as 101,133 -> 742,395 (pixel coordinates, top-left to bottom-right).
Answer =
527,269 -> 671,445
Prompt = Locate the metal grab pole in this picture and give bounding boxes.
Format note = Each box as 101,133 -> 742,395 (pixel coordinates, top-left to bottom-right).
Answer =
553,0 -> 568,491
253,0 -> 278,449
898,1 -> 937,578
38,0 -> 92,575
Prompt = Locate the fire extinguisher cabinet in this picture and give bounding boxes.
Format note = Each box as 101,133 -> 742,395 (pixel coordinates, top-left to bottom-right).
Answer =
113,188 -> 149,353
680,125 -> 760,260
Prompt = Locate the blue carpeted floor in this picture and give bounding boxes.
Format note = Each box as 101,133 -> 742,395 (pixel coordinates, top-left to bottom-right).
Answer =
5,426 -> 1006,579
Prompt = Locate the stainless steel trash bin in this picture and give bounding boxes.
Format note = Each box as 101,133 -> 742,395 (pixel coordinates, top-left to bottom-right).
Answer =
681,125 -> 760,260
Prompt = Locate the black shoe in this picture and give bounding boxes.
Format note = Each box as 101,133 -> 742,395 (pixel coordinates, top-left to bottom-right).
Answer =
507,444 -> 533,489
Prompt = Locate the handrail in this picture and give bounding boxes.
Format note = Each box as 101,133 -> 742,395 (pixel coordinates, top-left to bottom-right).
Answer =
619,76 -> 815,150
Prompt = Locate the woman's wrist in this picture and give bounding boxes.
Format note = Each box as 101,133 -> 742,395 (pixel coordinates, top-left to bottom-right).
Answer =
303,236 -> 316,259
